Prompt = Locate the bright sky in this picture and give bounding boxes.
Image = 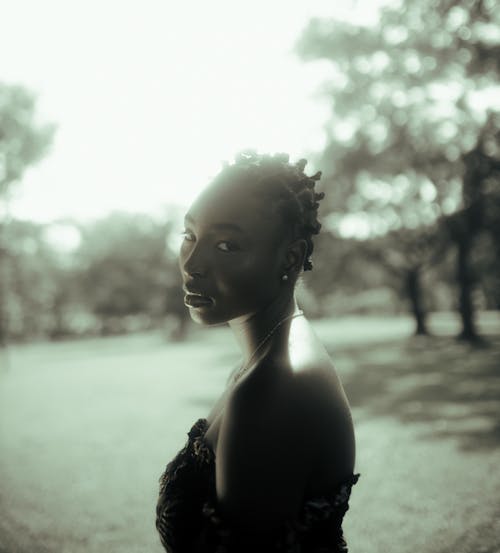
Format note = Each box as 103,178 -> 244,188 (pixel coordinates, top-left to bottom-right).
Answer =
2,0 -> 385,224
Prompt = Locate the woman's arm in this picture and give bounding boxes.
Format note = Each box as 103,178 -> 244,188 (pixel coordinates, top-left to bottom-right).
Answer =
214,367 -> 313,541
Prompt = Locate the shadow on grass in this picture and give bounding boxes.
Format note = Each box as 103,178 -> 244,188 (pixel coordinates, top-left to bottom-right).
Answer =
326,334 -> 500,452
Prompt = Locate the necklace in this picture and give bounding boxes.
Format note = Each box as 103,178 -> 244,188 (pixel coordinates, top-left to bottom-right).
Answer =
232,309 -> 304,385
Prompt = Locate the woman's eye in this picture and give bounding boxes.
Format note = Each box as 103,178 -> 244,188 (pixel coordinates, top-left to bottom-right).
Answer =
217,241 -> 239,252
180,230 -> 195,241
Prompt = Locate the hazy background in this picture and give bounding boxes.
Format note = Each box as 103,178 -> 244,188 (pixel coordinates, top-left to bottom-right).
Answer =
1,0 -> 499,552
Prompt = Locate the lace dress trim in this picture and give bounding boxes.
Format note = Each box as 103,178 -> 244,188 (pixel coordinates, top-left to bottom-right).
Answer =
157,417 -> 360,553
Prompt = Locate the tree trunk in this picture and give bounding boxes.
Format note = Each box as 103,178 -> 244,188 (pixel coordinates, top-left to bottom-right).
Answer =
456,236 -> 479,342
405,268 -> 428,336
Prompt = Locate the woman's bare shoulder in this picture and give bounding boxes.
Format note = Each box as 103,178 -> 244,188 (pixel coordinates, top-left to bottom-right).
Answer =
229,353 -> 350,434
293,358 -> 350,404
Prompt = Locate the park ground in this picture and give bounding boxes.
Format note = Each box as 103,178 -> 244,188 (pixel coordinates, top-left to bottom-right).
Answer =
0,312 -> 499,553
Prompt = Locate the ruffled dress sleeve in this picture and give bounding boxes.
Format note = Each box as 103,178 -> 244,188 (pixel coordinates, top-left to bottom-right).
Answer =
156,418 -> 215,552
199,472 -> 360,553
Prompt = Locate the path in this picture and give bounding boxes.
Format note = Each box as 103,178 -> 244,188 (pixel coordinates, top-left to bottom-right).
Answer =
0,314 -> 499,552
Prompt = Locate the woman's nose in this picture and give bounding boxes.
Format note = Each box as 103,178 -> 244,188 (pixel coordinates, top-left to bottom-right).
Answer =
181,246 -> 207,279
186,267 -> 205,278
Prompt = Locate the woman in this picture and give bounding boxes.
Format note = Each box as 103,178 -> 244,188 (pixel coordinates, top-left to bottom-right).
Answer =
156,152 -> 360,552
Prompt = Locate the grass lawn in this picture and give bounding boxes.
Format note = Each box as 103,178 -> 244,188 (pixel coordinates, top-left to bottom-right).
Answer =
0,312 -> 499,553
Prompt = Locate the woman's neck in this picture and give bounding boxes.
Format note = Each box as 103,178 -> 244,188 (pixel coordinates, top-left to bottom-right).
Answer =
227,293 -> 301,367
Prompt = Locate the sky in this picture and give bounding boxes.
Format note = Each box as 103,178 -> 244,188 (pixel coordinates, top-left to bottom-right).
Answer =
1,0 -> 387,225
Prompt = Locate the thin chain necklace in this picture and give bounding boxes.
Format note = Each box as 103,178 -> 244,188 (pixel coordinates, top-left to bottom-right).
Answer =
232,309 -> 304,385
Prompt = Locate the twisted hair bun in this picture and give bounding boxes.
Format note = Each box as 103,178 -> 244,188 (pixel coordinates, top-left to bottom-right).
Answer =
219,150 -> 325,271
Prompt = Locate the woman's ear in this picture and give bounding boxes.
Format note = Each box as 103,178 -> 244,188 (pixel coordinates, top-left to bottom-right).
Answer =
285,239 -> 308,273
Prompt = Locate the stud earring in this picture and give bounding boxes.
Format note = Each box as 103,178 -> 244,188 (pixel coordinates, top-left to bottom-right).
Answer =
281,274 -> 288,281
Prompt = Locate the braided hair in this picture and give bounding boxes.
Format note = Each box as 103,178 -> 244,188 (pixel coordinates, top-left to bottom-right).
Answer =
214,150 -> 325,271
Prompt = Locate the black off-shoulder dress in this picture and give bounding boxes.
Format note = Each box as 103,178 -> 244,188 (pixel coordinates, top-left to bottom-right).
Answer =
156,417 -> 360,552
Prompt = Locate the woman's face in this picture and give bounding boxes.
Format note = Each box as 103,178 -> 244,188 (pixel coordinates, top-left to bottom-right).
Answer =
179,178 -> 290,325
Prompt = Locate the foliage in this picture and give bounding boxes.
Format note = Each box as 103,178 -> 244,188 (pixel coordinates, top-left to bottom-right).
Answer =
296,0 -> 499,223
0,83 -> 55,197
0,83 -> 56,345
74,212 -> 186,335
304,230 -> 388,295
296,0 -> 500,338
3,212 -> 191,341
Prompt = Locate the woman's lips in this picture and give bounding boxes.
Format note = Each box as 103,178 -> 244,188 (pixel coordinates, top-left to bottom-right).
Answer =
184,293 -> 214,308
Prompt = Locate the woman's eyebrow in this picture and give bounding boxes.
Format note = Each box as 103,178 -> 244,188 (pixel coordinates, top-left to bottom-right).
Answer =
184,214 -> 245,233
210,223 -> 246,233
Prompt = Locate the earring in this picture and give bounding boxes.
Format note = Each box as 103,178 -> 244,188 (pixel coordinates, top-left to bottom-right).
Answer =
281,274 -> 288,281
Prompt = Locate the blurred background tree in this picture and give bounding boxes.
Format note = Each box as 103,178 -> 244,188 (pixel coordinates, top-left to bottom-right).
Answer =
296,0 -> 500,341
2,210 -> 190,343
75,212 -> 187,338
443,113 -> 500,339
2,0 -> 500,345
3,219 -> 72,341
0,83 -> 55,347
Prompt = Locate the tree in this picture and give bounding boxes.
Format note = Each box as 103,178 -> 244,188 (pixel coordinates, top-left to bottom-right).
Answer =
296,0 -> 500,341
0,83 -> 55,346
75,212 -> 184,335
359,224 -> 450,335
444,112 -> 500,339
2,219 -> 74,340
